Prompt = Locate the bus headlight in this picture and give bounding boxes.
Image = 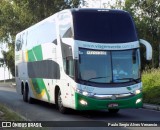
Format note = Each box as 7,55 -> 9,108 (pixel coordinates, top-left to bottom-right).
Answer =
134,89 -> 141,95
76,89 -> 94,97
82,91 -> 94,96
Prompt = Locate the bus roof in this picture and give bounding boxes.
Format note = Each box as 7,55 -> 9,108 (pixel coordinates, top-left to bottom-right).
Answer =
71,8 -> 138,43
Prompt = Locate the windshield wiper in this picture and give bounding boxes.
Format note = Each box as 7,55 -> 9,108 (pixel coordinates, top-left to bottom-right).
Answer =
88,76 -> 108,81
116,78 -> 139,83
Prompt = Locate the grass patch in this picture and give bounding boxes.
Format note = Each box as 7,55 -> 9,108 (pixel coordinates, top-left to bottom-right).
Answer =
0,103 -> 46,130
0,104 -> 23,121
142,68 -> 160,105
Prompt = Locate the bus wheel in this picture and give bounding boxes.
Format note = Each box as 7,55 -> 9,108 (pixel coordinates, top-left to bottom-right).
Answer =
23,86 -> 33,103
23,87 -> 28,102
108,109 -> 119,113
57,90 -> 67,114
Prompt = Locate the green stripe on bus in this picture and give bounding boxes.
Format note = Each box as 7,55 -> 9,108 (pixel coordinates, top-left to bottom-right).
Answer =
31,78 -> 50,102
33,45 -> 43,61
28,45 -> 43,62
28,49 -> 36,62
27,45 -> 50,101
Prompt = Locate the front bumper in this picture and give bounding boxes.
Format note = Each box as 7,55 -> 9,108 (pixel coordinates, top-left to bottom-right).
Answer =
75,93 -> 142,110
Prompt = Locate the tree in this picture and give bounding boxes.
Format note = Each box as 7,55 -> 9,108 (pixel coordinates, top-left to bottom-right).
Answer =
0,58 -> 4,67
124,0 -> 160,68
0,0 -> 80,77
2,43 -> 15,76
108,0 -> 124,9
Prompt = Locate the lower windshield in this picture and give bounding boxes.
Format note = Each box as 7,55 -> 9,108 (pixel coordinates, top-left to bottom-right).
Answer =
79,48 -> 140,83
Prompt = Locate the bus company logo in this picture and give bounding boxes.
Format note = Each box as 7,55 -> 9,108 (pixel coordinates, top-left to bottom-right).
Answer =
111,95 -> 116,100
127,87 -> 132,91
127,84 -> 140,91
82,43 -> 138,50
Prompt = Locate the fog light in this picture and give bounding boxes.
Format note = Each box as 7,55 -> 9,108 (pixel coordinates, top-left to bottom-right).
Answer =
80,99 -> 88,105
136,98 -> 142,104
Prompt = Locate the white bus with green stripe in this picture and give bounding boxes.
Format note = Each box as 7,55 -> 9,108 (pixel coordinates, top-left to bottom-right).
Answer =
15,9 -> 152,113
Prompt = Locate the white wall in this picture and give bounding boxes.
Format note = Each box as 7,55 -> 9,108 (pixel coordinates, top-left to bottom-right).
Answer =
0,43 -> 13,80
0,66 -> 13,80
0,67 -> 12,80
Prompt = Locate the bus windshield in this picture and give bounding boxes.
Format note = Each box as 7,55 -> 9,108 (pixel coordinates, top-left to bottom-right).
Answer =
79,48 -> 140,84
73,10 -> 138,43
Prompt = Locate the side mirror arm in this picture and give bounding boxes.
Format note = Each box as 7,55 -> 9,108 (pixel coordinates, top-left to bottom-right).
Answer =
139,39 -> 152,60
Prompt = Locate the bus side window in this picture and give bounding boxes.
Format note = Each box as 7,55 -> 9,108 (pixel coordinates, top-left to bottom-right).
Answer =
66,56 -> 74,78
61,41 -> 74,78
16,35 -> 22,51
22,32 -> 26,49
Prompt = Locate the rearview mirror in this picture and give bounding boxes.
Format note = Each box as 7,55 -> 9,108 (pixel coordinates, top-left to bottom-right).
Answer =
139,39 -> 152,60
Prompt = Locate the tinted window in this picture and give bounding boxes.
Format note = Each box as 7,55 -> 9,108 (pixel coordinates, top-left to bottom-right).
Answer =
72,10 -> 138,43
112,49 -> 140,83
15,35 -> 22,51
78,48 -> 140,84
79,49 -> 112,83
28,60 -> 60,79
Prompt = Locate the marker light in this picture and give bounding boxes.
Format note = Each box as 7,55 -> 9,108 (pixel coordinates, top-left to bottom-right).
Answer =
135,89 -> 141,95
136,98 -> 142,104
80,100 -> 88,105
82,91 -> 88,96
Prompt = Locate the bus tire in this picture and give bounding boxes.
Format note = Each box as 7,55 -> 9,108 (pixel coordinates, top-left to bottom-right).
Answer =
21,83 -> 24,95
23,87 -> 28,102
108,109 -> 119,113
57,90 -> 67,114
23,84 -> 33,103
28,97 -> 34,104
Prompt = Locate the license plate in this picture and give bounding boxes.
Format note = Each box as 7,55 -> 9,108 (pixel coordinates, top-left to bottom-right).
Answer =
108,103 -> 118,108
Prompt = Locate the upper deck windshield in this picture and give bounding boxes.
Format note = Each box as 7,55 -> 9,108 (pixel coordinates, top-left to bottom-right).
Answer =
72,9 -> 138,43
79,48 -> 140,84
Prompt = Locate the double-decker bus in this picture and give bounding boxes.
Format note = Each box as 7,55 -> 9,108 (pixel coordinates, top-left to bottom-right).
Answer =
15,9 -> 152,113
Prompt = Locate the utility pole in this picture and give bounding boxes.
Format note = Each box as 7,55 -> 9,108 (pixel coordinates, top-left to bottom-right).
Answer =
4,63 -> 6,83
0,58 -> 5,82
